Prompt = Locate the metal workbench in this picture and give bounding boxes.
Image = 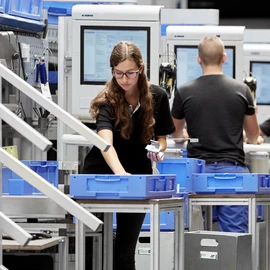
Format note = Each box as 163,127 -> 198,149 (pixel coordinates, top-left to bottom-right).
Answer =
189,193 -> 270,270
75,197 -> 184,270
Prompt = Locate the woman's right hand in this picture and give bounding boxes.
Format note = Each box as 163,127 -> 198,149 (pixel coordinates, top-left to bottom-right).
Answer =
114,170 -> 131,175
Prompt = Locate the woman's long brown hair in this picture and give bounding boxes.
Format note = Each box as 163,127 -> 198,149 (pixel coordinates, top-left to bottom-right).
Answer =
90,41 -> 155,144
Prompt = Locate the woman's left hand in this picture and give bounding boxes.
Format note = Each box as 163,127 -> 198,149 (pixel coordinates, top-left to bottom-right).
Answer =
147,151 -> 164,162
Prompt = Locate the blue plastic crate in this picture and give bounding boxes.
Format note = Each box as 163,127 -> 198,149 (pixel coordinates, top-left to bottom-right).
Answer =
0,0 -> 6,13
8,179 -> 34,195
112,192 -> 188,231
157,158 -> 205,193
2,167 -> 12,194
192,173 -> 270,194
2,160 -> 58,195
43,1 -> 90,24
70,174 -> 176,200
6,0 -> 43,21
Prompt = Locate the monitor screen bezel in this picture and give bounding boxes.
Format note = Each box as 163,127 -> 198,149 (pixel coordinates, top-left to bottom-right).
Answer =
250,60 -> 270,105
174,44 -> 236,86
80,25 -> 151,85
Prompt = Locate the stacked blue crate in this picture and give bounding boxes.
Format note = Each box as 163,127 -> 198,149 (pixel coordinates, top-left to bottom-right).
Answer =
132,158 -> 206,231
157,158 -> 205,192
2,167 -> 12,194
0,0 -> 46,33
0,0 -> 6,13
6,0 -> 43,21
2,160 -> 58,195
70,174 -> 176,200
193,172 -> 270,222
192,173 -> 270,194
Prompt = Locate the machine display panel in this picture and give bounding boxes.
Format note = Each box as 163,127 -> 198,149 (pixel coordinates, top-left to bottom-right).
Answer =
174,45 -> 235,88
250,61 -> 270,105
81,25 -> 150,85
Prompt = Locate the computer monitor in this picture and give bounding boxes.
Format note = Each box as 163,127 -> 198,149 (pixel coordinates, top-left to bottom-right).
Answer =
175,45 -> 235,87
81,25 -> 150,85
250,61 -> 270,105
71,4 -> 162,117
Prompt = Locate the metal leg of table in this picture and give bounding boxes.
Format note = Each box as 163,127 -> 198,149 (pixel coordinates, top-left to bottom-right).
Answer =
266,205 -> 270,270
150,204 -> 160,270
189,201 -> 193,232
76,219 -> 85,270
249,198 -> 258,270
92,234 -> 103,270
205,206 -> 213,230
58,236 -> 68,270
103,213 -> 113,270
174,206 -> 184,270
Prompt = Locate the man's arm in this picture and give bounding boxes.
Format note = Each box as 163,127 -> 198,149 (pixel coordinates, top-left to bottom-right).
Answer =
243,114 -> 261,144
171,118 -> 187,142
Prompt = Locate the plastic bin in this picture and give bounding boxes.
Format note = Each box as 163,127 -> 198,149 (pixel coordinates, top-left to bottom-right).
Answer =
6,0 -> 43,21
0,0 -> 6,13
157,158 -> 205,193
8,179 -> 33,195
2,160 -> 58,195
70,174 -> 176,199
2,167 -> 12,194
192,173 -> 270,194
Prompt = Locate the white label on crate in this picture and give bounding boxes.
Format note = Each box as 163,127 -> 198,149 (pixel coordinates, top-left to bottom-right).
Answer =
138,248 -> 151,255
200,251 -> 218,260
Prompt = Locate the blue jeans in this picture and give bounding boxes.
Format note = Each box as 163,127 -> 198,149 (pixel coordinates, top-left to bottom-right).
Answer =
205,161 -> 249,233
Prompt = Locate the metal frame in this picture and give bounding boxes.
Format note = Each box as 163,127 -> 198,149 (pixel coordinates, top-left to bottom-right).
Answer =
189,194 -> 270,270
75,197 -> 185,270
0,63 -> 110,152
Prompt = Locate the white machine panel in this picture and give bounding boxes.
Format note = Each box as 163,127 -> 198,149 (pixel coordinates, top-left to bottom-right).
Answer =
161,9 -> 219,26
160,9 -> 220,56
166,25 -> 245,41
72,4 -> 161,21
71,5 -> 162,117
244,43 -> 270,124
244,29 -> 270,43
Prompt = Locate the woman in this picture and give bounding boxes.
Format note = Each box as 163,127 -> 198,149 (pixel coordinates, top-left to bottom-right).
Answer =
81,41 -> 175,270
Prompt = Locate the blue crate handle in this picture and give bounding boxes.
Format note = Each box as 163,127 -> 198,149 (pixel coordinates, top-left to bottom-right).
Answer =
214,174 -> 237,180
95,176 -> 122,182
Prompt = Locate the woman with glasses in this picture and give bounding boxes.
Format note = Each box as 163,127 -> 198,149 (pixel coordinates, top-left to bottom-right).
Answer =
81,41 -> 175,270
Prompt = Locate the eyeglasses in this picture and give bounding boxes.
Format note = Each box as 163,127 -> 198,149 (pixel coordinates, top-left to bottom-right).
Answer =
112,70 -> 140,79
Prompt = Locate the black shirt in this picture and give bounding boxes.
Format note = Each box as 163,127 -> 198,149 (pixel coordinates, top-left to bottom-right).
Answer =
82,84 -> 175,174
171,74 -> 255,166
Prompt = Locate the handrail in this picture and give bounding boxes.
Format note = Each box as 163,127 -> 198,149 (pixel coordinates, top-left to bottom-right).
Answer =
0,63 -> 110,153
0,63 -> 109,231
0,149 -> 103,231
0,211 -> 32,246
0,104 -> 52,151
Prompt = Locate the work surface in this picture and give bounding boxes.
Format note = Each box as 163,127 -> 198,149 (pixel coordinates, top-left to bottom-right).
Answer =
189,193 -> 270,199
75,197 -> 183,204
2,236 -> 64,251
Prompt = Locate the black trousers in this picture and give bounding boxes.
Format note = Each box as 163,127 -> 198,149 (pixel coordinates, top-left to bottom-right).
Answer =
114,212 -> 146,270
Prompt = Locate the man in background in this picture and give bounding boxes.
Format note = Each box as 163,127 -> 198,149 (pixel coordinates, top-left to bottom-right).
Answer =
171,36 -> 263,232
